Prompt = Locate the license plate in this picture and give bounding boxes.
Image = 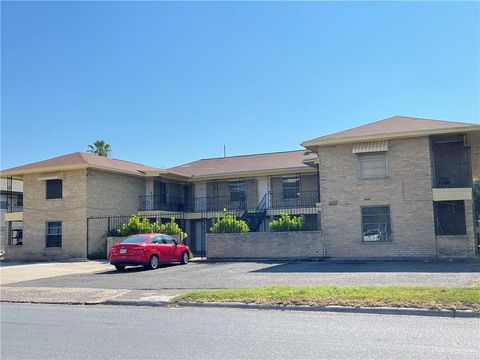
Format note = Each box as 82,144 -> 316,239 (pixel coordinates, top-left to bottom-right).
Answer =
119,248 -> 127,254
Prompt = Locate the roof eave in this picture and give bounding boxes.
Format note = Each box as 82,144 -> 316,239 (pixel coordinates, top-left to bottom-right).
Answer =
301,125 -> 480,149
1,164 -> 88,179
186,166 -> 316,181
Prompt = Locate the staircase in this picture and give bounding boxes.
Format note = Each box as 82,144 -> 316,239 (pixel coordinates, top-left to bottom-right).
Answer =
241,194 -> 267,232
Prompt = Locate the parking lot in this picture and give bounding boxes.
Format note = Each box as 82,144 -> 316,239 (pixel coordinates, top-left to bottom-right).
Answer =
6,258 -> 479,290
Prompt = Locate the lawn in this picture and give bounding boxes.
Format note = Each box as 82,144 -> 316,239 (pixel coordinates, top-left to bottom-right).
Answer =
174,285 -> 480,311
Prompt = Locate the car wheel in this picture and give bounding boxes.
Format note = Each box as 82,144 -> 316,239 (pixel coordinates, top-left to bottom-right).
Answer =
180,251 -> 189,265
115,265 -> 125,271
147,255 -> 159,270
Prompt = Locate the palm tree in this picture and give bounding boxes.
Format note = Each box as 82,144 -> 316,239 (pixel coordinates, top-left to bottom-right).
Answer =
87,140 -> 112,157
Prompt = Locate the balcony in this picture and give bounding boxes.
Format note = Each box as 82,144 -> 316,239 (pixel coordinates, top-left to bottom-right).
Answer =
6,204 -> 23,213
139,191 -> 319,212
268,191 -> 319,209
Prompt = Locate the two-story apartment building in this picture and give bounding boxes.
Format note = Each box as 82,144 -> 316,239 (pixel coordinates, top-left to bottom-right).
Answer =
2,116 -> 479,260
303,116 -> 479,258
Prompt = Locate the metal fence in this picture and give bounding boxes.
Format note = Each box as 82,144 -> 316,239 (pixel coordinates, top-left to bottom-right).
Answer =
138,191 -> 319,212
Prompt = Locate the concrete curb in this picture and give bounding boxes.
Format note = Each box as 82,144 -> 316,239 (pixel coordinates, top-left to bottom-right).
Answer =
103,299 -> 170,307
2,297 -> 479,318
175,301 -> 480,318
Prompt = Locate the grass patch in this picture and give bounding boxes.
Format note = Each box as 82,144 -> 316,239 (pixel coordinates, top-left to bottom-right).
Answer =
174,285 -> 480,311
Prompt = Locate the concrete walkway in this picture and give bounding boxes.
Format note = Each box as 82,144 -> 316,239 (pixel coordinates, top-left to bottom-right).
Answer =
0,260 -> 111,285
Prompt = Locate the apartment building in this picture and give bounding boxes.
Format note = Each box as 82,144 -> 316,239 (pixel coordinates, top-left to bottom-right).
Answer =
2,116 -> 479,260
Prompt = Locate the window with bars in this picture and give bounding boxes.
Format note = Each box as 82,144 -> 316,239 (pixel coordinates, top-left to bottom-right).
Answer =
229,181 -> 245,202
361,206 -> 391,242
46,222 -> 62,248
357,153 -> 388,179
46,179 -> 62,199
282,177 -> 300,199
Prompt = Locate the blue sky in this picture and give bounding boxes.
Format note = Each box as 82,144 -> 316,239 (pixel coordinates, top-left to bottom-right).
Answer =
1,1 -> 479,170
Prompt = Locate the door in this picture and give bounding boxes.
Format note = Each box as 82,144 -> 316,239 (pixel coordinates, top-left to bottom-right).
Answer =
159,235 -> 177,261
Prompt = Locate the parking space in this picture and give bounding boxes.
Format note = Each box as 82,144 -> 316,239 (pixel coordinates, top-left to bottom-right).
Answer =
5,258 -> 479,290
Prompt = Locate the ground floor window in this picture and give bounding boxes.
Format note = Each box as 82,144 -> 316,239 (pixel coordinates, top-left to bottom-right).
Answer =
46,222 -> 62,247
361,206 -> 391,242
434,201 -> 466,235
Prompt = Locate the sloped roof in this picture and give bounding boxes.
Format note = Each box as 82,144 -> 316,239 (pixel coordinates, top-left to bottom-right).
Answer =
168,150 -> 313,178
1,152 -> 171,177
302,116 -> 480,147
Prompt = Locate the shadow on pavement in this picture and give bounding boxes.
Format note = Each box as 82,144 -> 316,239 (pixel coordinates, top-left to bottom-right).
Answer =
96,263 -> 178,275
251,259 -> 480,273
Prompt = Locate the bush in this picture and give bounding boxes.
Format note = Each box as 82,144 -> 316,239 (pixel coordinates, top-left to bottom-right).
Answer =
209,210 -> 250,233
269,213 -> 306,232
116,215 -> 187,240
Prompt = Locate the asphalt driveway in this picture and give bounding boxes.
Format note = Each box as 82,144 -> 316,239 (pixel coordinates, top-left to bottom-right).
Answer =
6,259 -> 480,290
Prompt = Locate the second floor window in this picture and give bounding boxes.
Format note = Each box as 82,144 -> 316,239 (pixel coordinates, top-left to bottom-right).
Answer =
230,181 -> 245,202
357,153 -> 388,179
282,176 -> 300,199
46,179 -> 62,199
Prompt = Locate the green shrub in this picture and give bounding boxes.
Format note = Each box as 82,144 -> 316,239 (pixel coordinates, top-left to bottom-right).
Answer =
116,215 -> 187,240
269,213 -> 306,232
209,210 -> 250,233
116,215 -> 152,235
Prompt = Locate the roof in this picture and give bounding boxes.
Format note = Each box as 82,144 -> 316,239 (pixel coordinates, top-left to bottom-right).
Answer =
302,116 -> 480,148
167,150 -> 314,178
1,152 -> 182,178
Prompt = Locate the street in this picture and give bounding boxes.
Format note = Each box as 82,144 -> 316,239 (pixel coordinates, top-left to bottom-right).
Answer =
2,303 -> 479,360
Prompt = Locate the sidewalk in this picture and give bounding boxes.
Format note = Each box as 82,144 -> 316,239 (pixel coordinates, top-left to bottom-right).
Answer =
0,286 -> 184,305
0,260 -> 111,285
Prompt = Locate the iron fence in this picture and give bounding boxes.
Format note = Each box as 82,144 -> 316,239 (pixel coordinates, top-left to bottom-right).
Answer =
139,191 -> 319,212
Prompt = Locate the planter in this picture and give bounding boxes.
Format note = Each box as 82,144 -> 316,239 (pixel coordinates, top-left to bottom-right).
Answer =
206,231 -> 323,260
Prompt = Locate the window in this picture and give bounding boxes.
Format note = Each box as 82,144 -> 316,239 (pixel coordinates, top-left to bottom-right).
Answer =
229,181 -> 245,202
282,177 -> 300,199
357,153 -> 387,179
121,235 -> 149,244
46,179 -> 62,199
162,235 -> 175,245
434,201 -> 466,235
46,222 -> 62,247
361,206 -> 391,242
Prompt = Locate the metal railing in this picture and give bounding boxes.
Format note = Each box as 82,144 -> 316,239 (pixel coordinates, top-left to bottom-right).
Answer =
139,195 -> 189,211
139,191 -> 319,212
432,162 -> 471,188
6,204 -> 23,213
268,191 -> 319,209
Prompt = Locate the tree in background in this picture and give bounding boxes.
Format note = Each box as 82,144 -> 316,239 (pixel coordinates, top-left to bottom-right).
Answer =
87,140 -> 112,157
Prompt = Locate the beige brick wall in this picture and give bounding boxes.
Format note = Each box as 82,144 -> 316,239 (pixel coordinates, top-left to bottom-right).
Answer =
86,170 -> 145,258
207,231 -> 323,259
318,137 -> 440,258
8,169 -> 88,260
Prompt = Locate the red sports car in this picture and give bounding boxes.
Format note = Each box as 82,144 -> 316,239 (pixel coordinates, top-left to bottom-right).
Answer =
109,233 -> 191,271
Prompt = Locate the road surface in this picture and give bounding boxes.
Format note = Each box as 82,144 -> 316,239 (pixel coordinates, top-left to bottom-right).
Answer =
1,303 -> 479,359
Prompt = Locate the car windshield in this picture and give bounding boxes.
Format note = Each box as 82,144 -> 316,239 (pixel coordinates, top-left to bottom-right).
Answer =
121,236 -> 149,244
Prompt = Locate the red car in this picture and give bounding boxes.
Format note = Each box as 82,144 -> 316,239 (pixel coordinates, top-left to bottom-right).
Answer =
109,233 -> 190,271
